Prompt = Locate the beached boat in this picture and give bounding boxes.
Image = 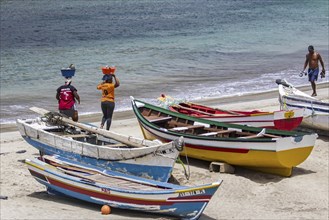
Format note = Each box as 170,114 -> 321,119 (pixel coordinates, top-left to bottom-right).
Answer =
131,97 -> 318,176
26,155 -> 221,220
277,79 -> 329,131
17,108 -> 184,182
168,101 -> 303,131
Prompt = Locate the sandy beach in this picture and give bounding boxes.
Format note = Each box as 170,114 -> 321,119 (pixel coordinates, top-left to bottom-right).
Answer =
1,83 -> 328,220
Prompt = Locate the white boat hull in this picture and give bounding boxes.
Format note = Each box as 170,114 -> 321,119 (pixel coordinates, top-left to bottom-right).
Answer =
278,80 -> 329,131
16,118 -> 181,182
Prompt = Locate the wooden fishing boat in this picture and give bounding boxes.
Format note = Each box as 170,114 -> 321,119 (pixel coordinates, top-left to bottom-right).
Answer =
26,155 -> 221,220
131,97 -> 318,177
168,101 -> 303,131
17,108 -> 184,182
277,79 -> 329,131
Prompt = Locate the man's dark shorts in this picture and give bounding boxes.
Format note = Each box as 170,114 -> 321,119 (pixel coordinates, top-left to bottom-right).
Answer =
308,68 -> 319,82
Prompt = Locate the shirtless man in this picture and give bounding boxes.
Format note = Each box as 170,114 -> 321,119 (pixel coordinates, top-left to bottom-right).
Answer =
302,45 -> 326,96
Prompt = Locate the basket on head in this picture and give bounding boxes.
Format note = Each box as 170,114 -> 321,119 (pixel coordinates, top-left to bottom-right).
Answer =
102,66 -> 116,75
61,64 -> 76,78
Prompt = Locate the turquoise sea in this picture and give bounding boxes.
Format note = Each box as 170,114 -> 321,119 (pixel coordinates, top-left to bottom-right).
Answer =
1,0 -> 328,124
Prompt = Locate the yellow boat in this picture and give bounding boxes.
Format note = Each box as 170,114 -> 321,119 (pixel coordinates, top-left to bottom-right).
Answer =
131,97 -> 318,176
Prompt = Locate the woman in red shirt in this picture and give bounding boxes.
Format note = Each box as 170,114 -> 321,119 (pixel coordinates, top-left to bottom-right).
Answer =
97,74 -> 120,130
56,78 -> 80,121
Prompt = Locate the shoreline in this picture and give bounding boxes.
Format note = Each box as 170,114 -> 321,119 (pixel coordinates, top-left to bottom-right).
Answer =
1,82 -> 328,133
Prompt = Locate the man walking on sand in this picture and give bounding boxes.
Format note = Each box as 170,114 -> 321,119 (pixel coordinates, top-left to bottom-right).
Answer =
302,45 -> 326,96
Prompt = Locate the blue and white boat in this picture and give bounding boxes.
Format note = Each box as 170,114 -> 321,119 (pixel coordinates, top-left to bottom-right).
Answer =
17,109 -> 183,182
26,155 -> 221,220
277,79 -> 329,131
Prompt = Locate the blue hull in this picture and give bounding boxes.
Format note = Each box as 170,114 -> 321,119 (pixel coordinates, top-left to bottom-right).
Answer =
24,137 -> 172,182
27,157 -> 221,220
33,177 -> 212,220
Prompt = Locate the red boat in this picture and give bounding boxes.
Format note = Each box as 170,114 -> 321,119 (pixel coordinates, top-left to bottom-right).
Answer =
168,102 -> 303,131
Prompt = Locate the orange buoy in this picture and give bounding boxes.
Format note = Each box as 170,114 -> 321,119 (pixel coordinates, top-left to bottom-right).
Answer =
101,205 -> 111,215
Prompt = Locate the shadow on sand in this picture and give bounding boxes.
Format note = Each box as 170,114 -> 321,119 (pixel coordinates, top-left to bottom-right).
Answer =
178,156 -> 316,184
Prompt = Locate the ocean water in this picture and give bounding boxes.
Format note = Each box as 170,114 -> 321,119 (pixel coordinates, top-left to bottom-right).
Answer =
1,0 -> 328,124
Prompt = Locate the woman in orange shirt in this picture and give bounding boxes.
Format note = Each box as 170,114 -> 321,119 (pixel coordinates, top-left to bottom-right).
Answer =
97,74 -> 120,130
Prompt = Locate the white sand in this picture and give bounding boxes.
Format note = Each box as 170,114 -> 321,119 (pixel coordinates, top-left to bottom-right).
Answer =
0,84 -> 328,220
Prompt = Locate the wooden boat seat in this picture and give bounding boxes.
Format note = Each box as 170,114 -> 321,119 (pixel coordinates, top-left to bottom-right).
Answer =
169,124 -> 205,132
170,127 -> 190,131
146,116 -> 172,123
199,132 -> 218,136
167,120 -> 191,127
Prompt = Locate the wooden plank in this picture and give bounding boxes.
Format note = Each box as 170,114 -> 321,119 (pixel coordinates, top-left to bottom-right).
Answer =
204,127 -> 221,132
147,116 -> 172,123
169,124 -> 204,132
186,125 -> 205,129
170,127 -> 189,131
199,132 -> 218,136
167,120 -> 191,127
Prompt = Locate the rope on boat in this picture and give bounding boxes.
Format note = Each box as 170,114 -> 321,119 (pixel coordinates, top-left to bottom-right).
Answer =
310,101 -> 315,116
176,155 -> 190,180
175,140 -> 190,180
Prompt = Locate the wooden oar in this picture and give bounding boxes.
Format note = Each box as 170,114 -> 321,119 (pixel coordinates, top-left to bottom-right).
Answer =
30,107 -> 145,148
